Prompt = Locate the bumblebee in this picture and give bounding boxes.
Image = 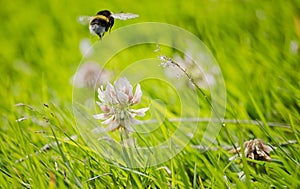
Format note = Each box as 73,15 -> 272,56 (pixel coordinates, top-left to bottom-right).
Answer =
78,10 -> 139,39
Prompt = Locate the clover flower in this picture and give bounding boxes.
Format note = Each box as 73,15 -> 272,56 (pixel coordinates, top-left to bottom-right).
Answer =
93,77 -> 149,132
71,61 -> 111,88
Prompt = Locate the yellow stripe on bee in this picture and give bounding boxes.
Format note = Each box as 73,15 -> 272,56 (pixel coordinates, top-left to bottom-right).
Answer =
91,15 -> 109,23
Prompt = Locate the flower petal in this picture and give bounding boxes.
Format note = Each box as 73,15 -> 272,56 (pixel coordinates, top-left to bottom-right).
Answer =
101,115 -> 115,125
131,107 -> 149,117
93,113 -> 109,120
115,77 -> 133,97
96,101 -> 110,112
97,87 -> 105,102
116,90 -> 129,105
99,103 -> 111,113
132,84 -> 142,104
105,83 -> 117,104
105,121 -> 121,132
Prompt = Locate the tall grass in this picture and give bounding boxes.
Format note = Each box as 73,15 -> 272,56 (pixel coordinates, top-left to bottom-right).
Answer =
0,0 -> 299,188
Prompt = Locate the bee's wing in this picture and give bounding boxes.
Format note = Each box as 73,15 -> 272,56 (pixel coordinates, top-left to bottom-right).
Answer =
111,12 -> 139,20
77,16 -> 93,25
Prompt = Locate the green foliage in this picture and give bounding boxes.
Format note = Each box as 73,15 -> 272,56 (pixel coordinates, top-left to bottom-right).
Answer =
0,0 -> 299,188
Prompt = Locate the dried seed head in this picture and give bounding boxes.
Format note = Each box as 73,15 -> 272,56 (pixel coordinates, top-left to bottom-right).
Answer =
244,139 -> 271,161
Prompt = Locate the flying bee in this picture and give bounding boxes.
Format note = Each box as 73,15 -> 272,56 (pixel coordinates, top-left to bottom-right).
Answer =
78,10 -> 139,39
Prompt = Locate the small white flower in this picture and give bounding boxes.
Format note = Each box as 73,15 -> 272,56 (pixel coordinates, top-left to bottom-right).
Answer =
163,49 -> 216,89
93,77 -> 149,132
70,62 -> 111,88
158,55 -> 173,67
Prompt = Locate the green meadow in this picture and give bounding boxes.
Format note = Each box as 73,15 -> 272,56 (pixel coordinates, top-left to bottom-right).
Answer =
1,0 -> 300,188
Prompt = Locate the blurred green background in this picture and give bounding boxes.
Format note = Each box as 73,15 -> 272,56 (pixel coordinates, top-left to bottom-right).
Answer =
1,0 -> 300,187
1,0 -> 299,117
